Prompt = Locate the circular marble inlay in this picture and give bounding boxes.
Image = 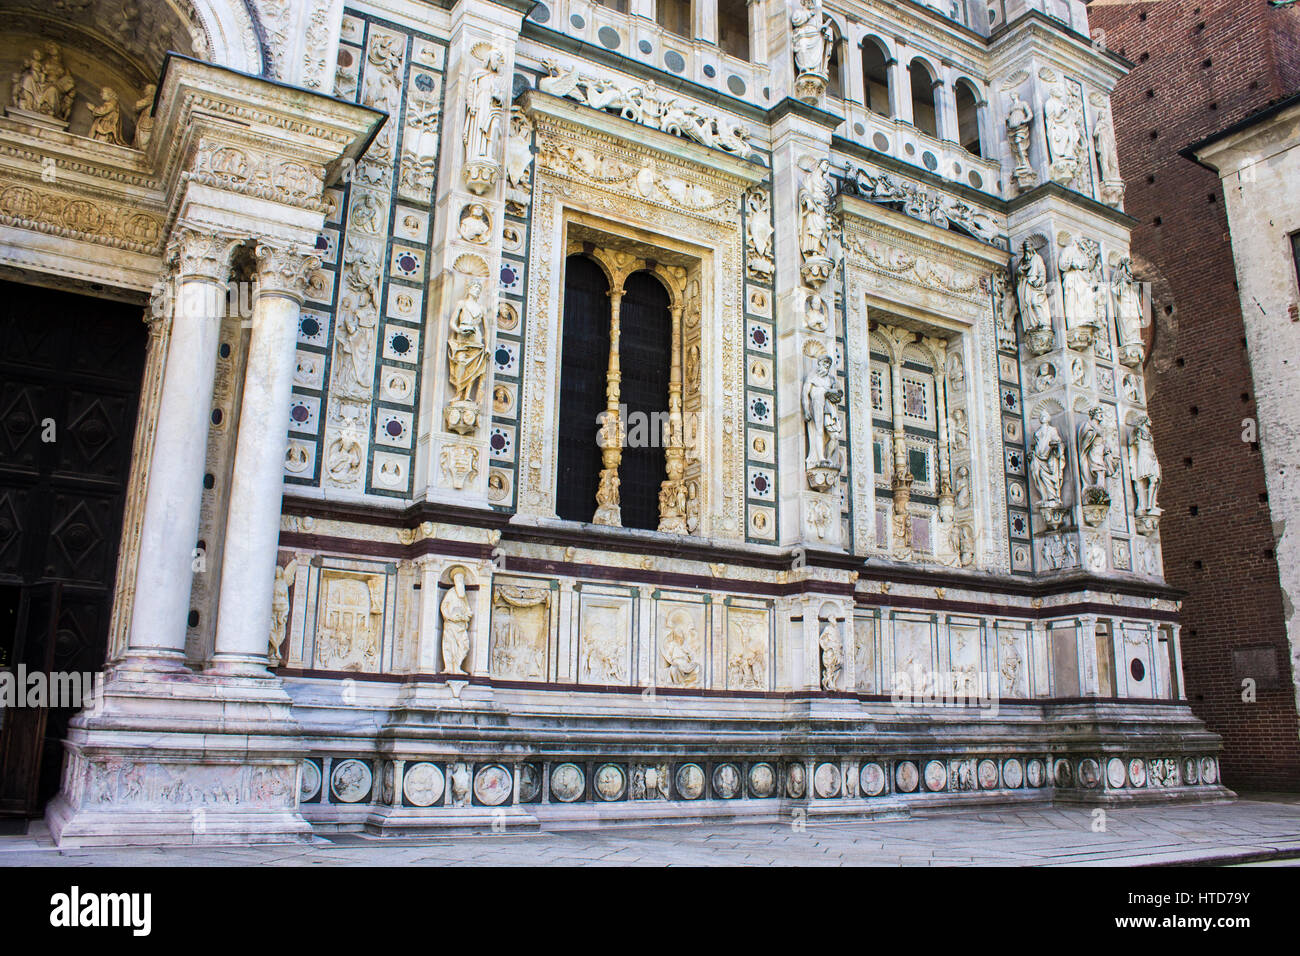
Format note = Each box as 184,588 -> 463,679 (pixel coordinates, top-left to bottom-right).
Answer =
1002,758 -> 1024,789
1200,756 -> 1218,785
518,763 -> 540,803
977,759 -> 1000,790
702,64 -> 716,78
569,13 -> 585,28
922,151 -> 938,171
969,170 -> 983,190
1026,759 -> 1045,788
638,39 -> 652,54
860,762 -> 886,797
675,763 -> 705,799
330,758 -> 372,803
923,760 -> 947,792
550,762 -> 585,802
598,26 -> 621,50
1078,758 -> 1101,789
814,762 -> 842,798
1053,758 -> 1073,788
1183,757 -> 1200,786
1130,658 -> 1146,682
904,142 -> 916,157
1106,757 -> 1127,789
474,764 -> 513,806
786,762 -> 807,798
595,764 -> 626,801
403,762 -> 444,807
727,75 -> 746,96
873,132 -> 890,151
529,2 -> 550,23
300,316 -> 320,337
749,762 -> 776,798
300,760 -> 321,801
895,760 -> 919,793
1128,758 -> 1147,789
664,50 -> 686,74
712,763 -> 741,799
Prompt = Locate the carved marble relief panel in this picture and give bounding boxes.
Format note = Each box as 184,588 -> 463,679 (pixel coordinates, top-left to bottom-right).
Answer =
891,612 -> 935,695
576,585 -> 635,686
853,610 -> 879,694
995,621 -> 1032,699
725,602 -> 772,691
489,577 -> 554,681
285,11 -> 446,499
649,594 -> 706,688
308,563 -> 392,673
947,617 -> 984,698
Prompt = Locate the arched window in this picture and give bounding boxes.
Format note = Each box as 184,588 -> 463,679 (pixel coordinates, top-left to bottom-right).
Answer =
909,58 -> 938,138
826,19 -> 845,99
718,0 -> 750,61
617,271 -> 673,531
556,255 -> 611,523
954,78 -> 983,157
862,37 -> 891,117
656,0 -> 692,39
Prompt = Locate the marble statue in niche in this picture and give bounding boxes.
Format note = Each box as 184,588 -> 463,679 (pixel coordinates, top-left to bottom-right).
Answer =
1128,415 -> 1163,534
1112,257 -> 1146,366
444,280 -> 488,435
1093,107 -> 1125,207
1005,91 -> 1038,191
660,608 -> 702,687
1059,237 -> 1101,350
1016,241 -> 1055,355
992,267 -> 1018,350
802,353 -> 844,492
803,290 -> 829,332
490,585 -> 550,680
10,43 -> 76,122
88,88 -> 127,146
797,157 -> 835,284
790,0 -> 833,103
457,203 -> 491,243
819,625 -> 842,691
440,569 -> 473,674
1078,406 -> 1119,525
132,84 -> 157,150
463,43 -> 506,195
1029,408 -> 1066,529
1044,84 -> 1084,187
268,559 -> 298,664
745,188 -> 775,281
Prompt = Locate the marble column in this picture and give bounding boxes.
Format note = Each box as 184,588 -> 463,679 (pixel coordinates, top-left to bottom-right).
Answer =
122,228 -> 239,669
209,242 -> 318,676
593,285 -> 626,526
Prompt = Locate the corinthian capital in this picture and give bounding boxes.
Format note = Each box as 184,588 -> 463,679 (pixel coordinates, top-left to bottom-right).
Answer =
254,241 -> 321,302
165,226 -> 242,283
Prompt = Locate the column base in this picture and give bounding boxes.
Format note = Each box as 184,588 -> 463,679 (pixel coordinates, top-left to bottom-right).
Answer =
45,666 -> 311,847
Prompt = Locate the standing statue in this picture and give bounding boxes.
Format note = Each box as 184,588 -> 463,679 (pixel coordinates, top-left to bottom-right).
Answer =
1111,257 -> 1146,366
268,559 -> 298,664
1005,91 -> 1038,190
745,188 -> 775,281
1128,415 -> 1162,516
1059,237 -> 1100,349
797,158 -> 834,284
132,84 -> 157,150
790,0 -> 833,103
802,353 -> 843,491
88,87 -> 127,146
444,280 -> 488,435
1044,85 -> 1082,186
1029,408 -> 1065,509
1078,406 -> 1119,496
440,570 -> 473,674
819,625 -> 843,691
1016,241 -> 1054,354
463,44 -> 506,195
1093,107 -> 1125,206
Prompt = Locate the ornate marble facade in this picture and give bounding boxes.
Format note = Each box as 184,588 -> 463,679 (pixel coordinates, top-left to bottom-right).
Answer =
0,0 -> 1229,845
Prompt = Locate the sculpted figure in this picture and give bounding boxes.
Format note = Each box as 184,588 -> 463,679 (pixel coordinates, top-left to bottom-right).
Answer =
802,354 -> 843,475
819,625 -> 843,691
1078,406 -> 1119,489
1059,237 -> 1100,334
1044,85 -> 1082,183
1016,241 -> 1053,334
133,84 -> 157,150
11,43 -> 75,121
1112,257 -> 1145,351
88,87 -> 127,146
1128,415 -> 1162,514
463,45 -> 506,193
791,0 -> 832,78
746,188 -> 775,280
269,559 -> 298,663
1029,408 -> 1065,507
661,610 -> 701,687
798,159 -> 832,260
1094,107 -> 1121,184
440,570 -> 473,674
447,281 -> 487,405
1005,91 -> 1036,185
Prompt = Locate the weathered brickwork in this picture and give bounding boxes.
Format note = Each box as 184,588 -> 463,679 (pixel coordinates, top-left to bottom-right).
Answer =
1089,0 -> 1300,791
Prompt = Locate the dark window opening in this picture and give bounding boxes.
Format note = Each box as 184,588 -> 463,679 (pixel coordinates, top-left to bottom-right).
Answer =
556,255 -> 611,524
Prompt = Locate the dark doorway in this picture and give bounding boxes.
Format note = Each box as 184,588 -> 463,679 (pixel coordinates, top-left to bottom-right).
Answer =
0,279 -> 146,815
556,255 -> 610,524
617,271 -> 671,532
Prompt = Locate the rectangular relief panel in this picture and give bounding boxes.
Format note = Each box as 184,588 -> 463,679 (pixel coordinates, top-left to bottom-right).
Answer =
489,577 -> 556,682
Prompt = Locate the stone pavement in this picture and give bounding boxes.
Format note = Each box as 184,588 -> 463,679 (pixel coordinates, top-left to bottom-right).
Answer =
2,796 -> 1298,866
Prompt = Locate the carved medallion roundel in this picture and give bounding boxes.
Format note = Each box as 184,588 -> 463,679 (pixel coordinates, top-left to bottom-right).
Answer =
748,762 -> 776,797
860,762 -> 886,797
1026,759 -> 1045,788
1182,758 -> 1200,785
895,761 -> 919,793
518,764 -> 541,803
330,759 -> 373,803
977,759 -> 1000,790
814,762 -> 842,798
1127,758 -> 1147,789
1200,757 -> 1218,785
1105,757 -> 1127,789
923,760 -> 947,792
712,763 -> 741,799
551,762 -> 586,802
786,762 -> 807,798
403,762 -> 445,807
675,763 -> 705,799
1001,758 -> 1024,789
595,764 -> 627,801
475,765 -> 513,806
301,760 -> 322,801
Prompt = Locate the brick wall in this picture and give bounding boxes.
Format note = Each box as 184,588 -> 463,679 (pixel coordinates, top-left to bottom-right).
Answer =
1087,0 -> 1300,791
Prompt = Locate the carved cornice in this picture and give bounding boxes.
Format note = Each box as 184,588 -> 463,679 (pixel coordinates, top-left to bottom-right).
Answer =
0,180 -> 166,254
